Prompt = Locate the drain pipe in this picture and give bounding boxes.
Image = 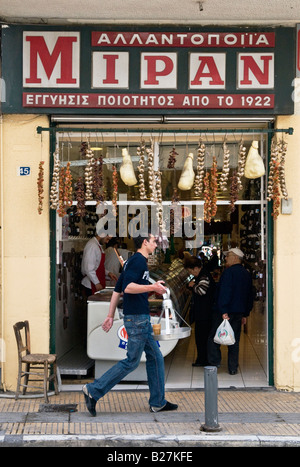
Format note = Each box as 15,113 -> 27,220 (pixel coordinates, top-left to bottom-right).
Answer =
200,366 -> 221,432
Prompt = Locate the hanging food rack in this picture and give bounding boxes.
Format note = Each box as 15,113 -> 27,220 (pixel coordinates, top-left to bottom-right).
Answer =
36,125 -> 294,222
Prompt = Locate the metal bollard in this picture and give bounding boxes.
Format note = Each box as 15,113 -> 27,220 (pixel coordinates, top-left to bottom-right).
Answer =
200,366 -> 221,432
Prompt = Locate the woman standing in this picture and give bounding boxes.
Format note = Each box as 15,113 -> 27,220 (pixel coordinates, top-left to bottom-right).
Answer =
185,256 -> 216,367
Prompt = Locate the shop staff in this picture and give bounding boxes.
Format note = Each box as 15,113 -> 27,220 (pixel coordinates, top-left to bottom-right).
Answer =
207,248 -> 253,375
184,256 -> 216,367
81,234 -> 118,295
104,237 -> 124,279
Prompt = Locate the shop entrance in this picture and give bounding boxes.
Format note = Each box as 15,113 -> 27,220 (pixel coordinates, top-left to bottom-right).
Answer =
51,124 -> 271,390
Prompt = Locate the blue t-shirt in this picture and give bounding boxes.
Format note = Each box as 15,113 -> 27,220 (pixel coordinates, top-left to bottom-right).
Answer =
114,252 -> 150,315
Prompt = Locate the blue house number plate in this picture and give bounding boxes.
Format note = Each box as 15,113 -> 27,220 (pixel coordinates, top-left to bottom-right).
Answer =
18,167 -> 31,176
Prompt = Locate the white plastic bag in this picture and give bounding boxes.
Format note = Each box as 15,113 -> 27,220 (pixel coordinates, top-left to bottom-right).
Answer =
214,319 -> 235,346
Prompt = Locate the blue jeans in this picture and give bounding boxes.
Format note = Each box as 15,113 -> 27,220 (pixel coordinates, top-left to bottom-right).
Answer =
86,315 -> 167,409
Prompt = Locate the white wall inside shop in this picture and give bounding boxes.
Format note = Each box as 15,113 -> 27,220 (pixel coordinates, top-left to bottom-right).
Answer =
1,114 -> 50,390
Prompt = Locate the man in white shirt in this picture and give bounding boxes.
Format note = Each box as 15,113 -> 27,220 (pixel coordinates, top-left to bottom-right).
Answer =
81,234 -> 118,296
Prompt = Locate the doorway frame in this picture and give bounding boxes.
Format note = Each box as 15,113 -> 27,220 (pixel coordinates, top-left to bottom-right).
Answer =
46,122 -> 286,387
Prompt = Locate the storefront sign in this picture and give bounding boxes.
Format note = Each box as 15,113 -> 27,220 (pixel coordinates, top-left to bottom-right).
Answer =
1,26 -> 295,115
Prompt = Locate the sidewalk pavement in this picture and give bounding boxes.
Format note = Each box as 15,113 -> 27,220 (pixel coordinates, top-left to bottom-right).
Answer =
0,387 -> 300,447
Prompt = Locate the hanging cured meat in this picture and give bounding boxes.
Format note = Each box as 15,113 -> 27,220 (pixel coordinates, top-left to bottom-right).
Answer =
203,172 -> 211,223
75,176 -> 86,218
146,140 -> 163,232
267,139 -> 277,202
178,152 -> 195,191
271,160 -> 281,219
167,145 -> 178,169
120,148 -> 138,186
92,156 -> 105,203
112,165 -> 118,216
203,156 -> 218,223
50,147 -> 60,210
210,156 -> 218,218
278,140 -> 288,200
137,139 -> 147,199
236,140 -> 247,192
229,170 -> 239,213
194,138 -> 205,196
170,188 -> 181,236
220,140 -> 230,191
37,161 -> 44,215
147,141 -> 156,202
244,140 -> 265,179
267,138 -> 288,219
79,141 -> 88,159
58,162 -> 73,217
155,169 -> 163,233
85,146 -> 95,200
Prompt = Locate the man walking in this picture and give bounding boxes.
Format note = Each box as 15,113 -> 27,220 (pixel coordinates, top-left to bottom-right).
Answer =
82,234 -> 178,416
207,248 -> 253,375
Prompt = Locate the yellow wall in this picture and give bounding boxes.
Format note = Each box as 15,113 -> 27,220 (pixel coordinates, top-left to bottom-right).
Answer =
0,114 -> 50,390
275,116 -> 300,391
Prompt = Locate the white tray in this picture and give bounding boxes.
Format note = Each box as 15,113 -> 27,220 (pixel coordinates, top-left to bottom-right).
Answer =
152,327 -> 191,341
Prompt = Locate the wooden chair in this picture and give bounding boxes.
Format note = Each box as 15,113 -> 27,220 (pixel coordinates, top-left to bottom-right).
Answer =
13,320 -> 59,402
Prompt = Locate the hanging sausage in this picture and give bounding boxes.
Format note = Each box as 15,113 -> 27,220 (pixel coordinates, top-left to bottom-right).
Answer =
75,176 -> 86,218
270,159 -> 281,219
147,140 -> 156,202
220,139 -> 230,191
93,155 -> 105,203
267,138 -> 288,219
204,156 -> 218,223
137,139 -> 147,199
58,162 -> 73,217
194,138 -> 205,196
278,140 -> 288,200
37,161 -> 44,215
84,146 -> 95,201
229,170 -> 239,213
236,140 -> 247,192
112,164 -> 118,216
167,144 -> 178,169
50,146 -> 60,210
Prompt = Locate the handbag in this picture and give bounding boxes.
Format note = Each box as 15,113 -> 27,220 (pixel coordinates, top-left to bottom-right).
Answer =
214,319 -> 235,345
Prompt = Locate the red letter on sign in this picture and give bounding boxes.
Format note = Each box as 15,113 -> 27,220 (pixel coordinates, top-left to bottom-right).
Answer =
143,55 -> 174,85
25,35 -> 77,84
239,55 -> 273,86
191,56 -> 224,86
102,54 -> 119,84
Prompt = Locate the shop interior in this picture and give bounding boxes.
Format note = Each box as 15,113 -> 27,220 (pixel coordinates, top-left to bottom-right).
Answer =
52,124 -> 270,390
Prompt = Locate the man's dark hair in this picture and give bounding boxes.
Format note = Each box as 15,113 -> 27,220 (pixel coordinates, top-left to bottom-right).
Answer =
184,255 -> 202,269
133,235 -> 151,250
106,237 -> 120,248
